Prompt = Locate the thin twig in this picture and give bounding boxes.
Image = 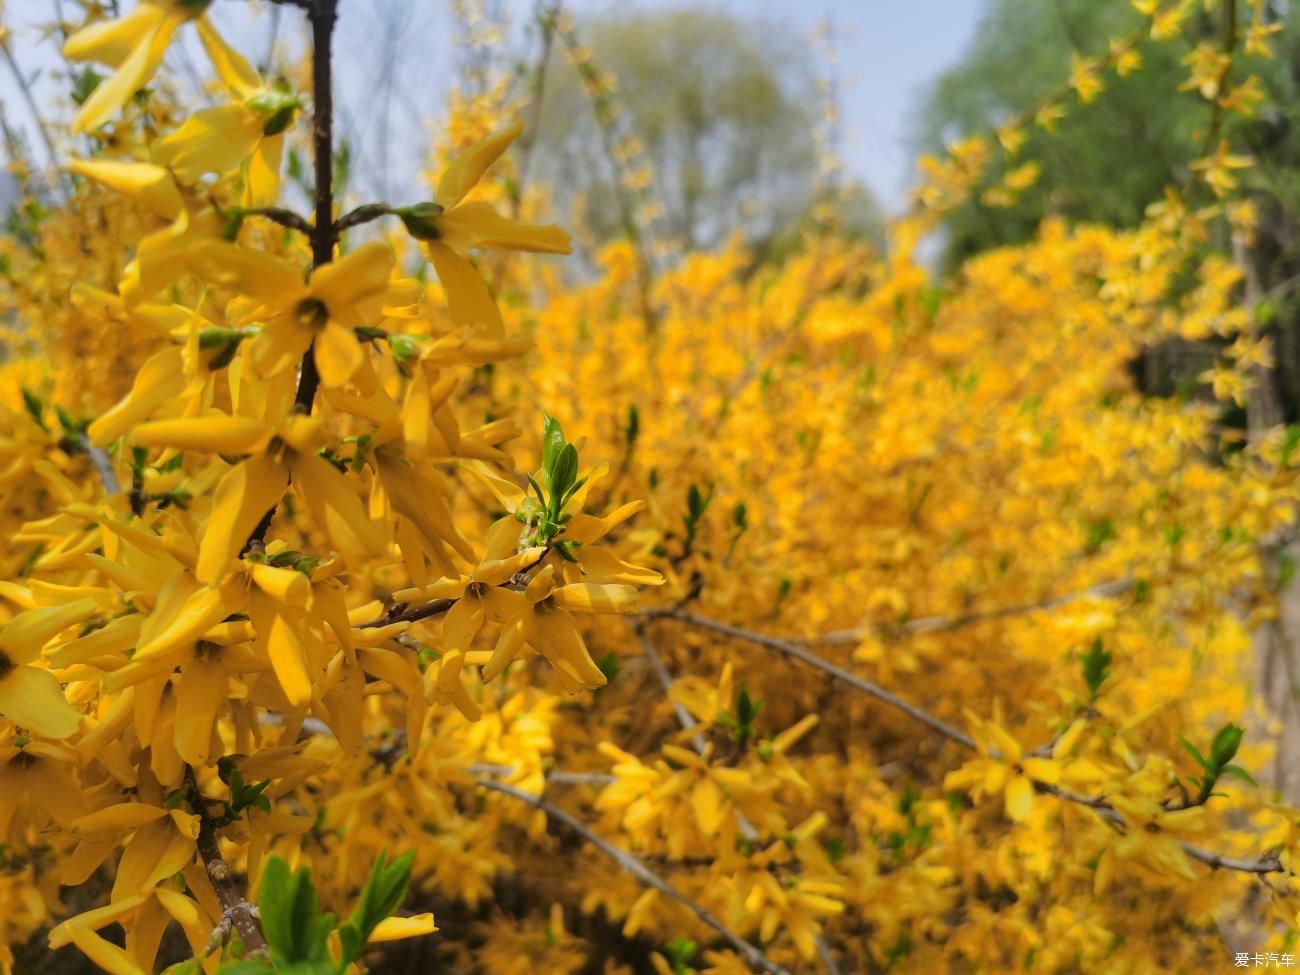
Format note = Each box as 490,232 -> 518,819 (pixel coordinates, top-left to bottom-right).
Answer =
335,201 -> 392,232
75,433 -> 120,495
242,0 -> 337,554
636,627 -> 708,754
813,579 -> 1132,644
0,39 -> 58,177
188,768 -> 267,955
244,206 -> 313,235
478,777 -> 793,975
648,609 -> 977,749
635,626 -> 845,974
655,610 -> 1289,878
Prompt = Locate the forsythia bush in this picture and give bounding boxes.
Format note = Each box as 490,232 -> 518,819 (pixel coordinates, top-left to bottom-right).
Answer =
0,0 -> 1295,972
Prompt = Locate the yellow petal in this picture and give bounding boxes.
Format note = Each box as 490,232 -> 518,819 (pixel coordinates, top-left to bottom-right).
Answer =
368,913 -> 438,942
436,202 -> 572,254
66,927 -> 147,975
72,803 -> 168,834
174,656 -> 227,765
129,414 -> 272,454
432,649 -> 481,721
1004,774 -> 1035,822
153,104 -> 264,183
436,118 -> 523,209
533,611 -> 607,689
196,454 -> 291,584
573,546 -> 664,586
136,579 -> 228,658
189,239 -> 304,307
250,314 -> 316,379
266,612 -> 311,707
72,12 -> 180,133
425,242 -> 503,337
63,4 -> 165,67
550,583 -> 640,615
48,894 -> 150,947
194,16 -> 262,100
314,320 -> 366,388
0,666 -> 83,739
309,241 -> 394,320
48,614 -> 144,669
482,614 -> 531,683
442,596 -> 485,655
87,346 -> 186,446
248,566 -> 307,613
692,777 -> 724,836
112,818 -> 194,901
66,159 -> 182,220
245,132 -> 285,208
291,453 -> 384,560
0,598 -> 100,664
376,453 -> 473,562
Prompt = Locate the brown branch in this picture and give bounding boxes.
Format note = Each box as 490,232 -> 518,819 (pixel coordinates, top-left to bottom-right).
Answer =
491,1 -> 562,292
553,16 -> 658,332
477,777 -> 793,975
1199,0 -> 1239,159
648,609 -> 978,750
242,0 -> 338,555
0,39 -> 58,178
298,0 -> 339,413
335,201 -> 392,232
365,597 -> 457,628
633,625 -> 846,975
188,768 -> 267,956
654,610 -> 1289,878
245,206 -> 313,236
813,579 -> 1132,644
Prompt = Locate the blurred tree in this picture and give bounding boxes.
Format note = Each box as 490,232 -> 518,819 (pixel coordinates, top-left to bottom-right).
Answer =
912,0 -> 1199,268
913,0 -> 1300,422
533,6 -> 881,257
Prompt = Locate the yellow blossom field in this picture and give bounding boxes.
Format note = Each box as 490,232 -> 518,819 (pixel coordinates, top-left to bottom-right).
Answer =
0,0 -> 1295,972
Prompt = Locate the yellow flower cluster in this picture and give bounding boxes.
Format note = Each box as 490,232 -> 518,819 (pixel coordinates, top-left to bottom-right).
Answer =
0,0 -> 1292,973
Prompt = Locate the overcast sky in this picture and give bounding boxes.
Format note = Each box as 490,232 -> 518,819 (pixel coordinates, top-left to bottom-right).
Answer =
0,0 -> 985,211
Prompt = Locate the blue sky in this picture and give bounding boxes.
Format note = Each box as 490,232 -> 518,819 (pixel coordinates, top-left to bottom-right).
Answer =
1,0 -> 987,211
561,0 -> 987,205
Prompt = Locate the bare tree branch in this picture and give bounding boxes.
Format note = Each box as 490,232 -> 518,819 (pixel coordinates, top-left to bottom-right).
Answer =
478,777 -> 793,975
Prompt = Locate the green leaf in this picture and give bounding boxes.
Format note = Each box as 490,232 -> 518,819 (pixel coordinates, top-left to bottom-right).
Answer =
344,849 -> 414,954
213,962 -> 276,975
387,333 -> 421,363
542,413 -> 566,482
733,502 -> 748,531
687,484 -> 706,520
736,687 -> 758,726
20,388 -> 46,431
625,404 -> 640,447
665,935 -> 698,967
71,68 -> 103,106
1079,637 -> 1111,702
597,653 -> 621,681
550,443 -> 579,505
1179,736 -> 1209,771
394,202 -> 444,242
561,474 -> 589,506
257,856 -> 296,961
1210,723 -> 1243,767
336,923 -> 364,969
1222,764 -> 1258,787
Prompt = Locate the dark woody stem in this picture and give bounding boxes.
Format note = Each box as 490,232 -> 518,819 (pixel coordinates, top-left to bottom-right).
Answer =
243,0 -> 338,553
187,766 -> 268,956
296,0 -> 339,414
